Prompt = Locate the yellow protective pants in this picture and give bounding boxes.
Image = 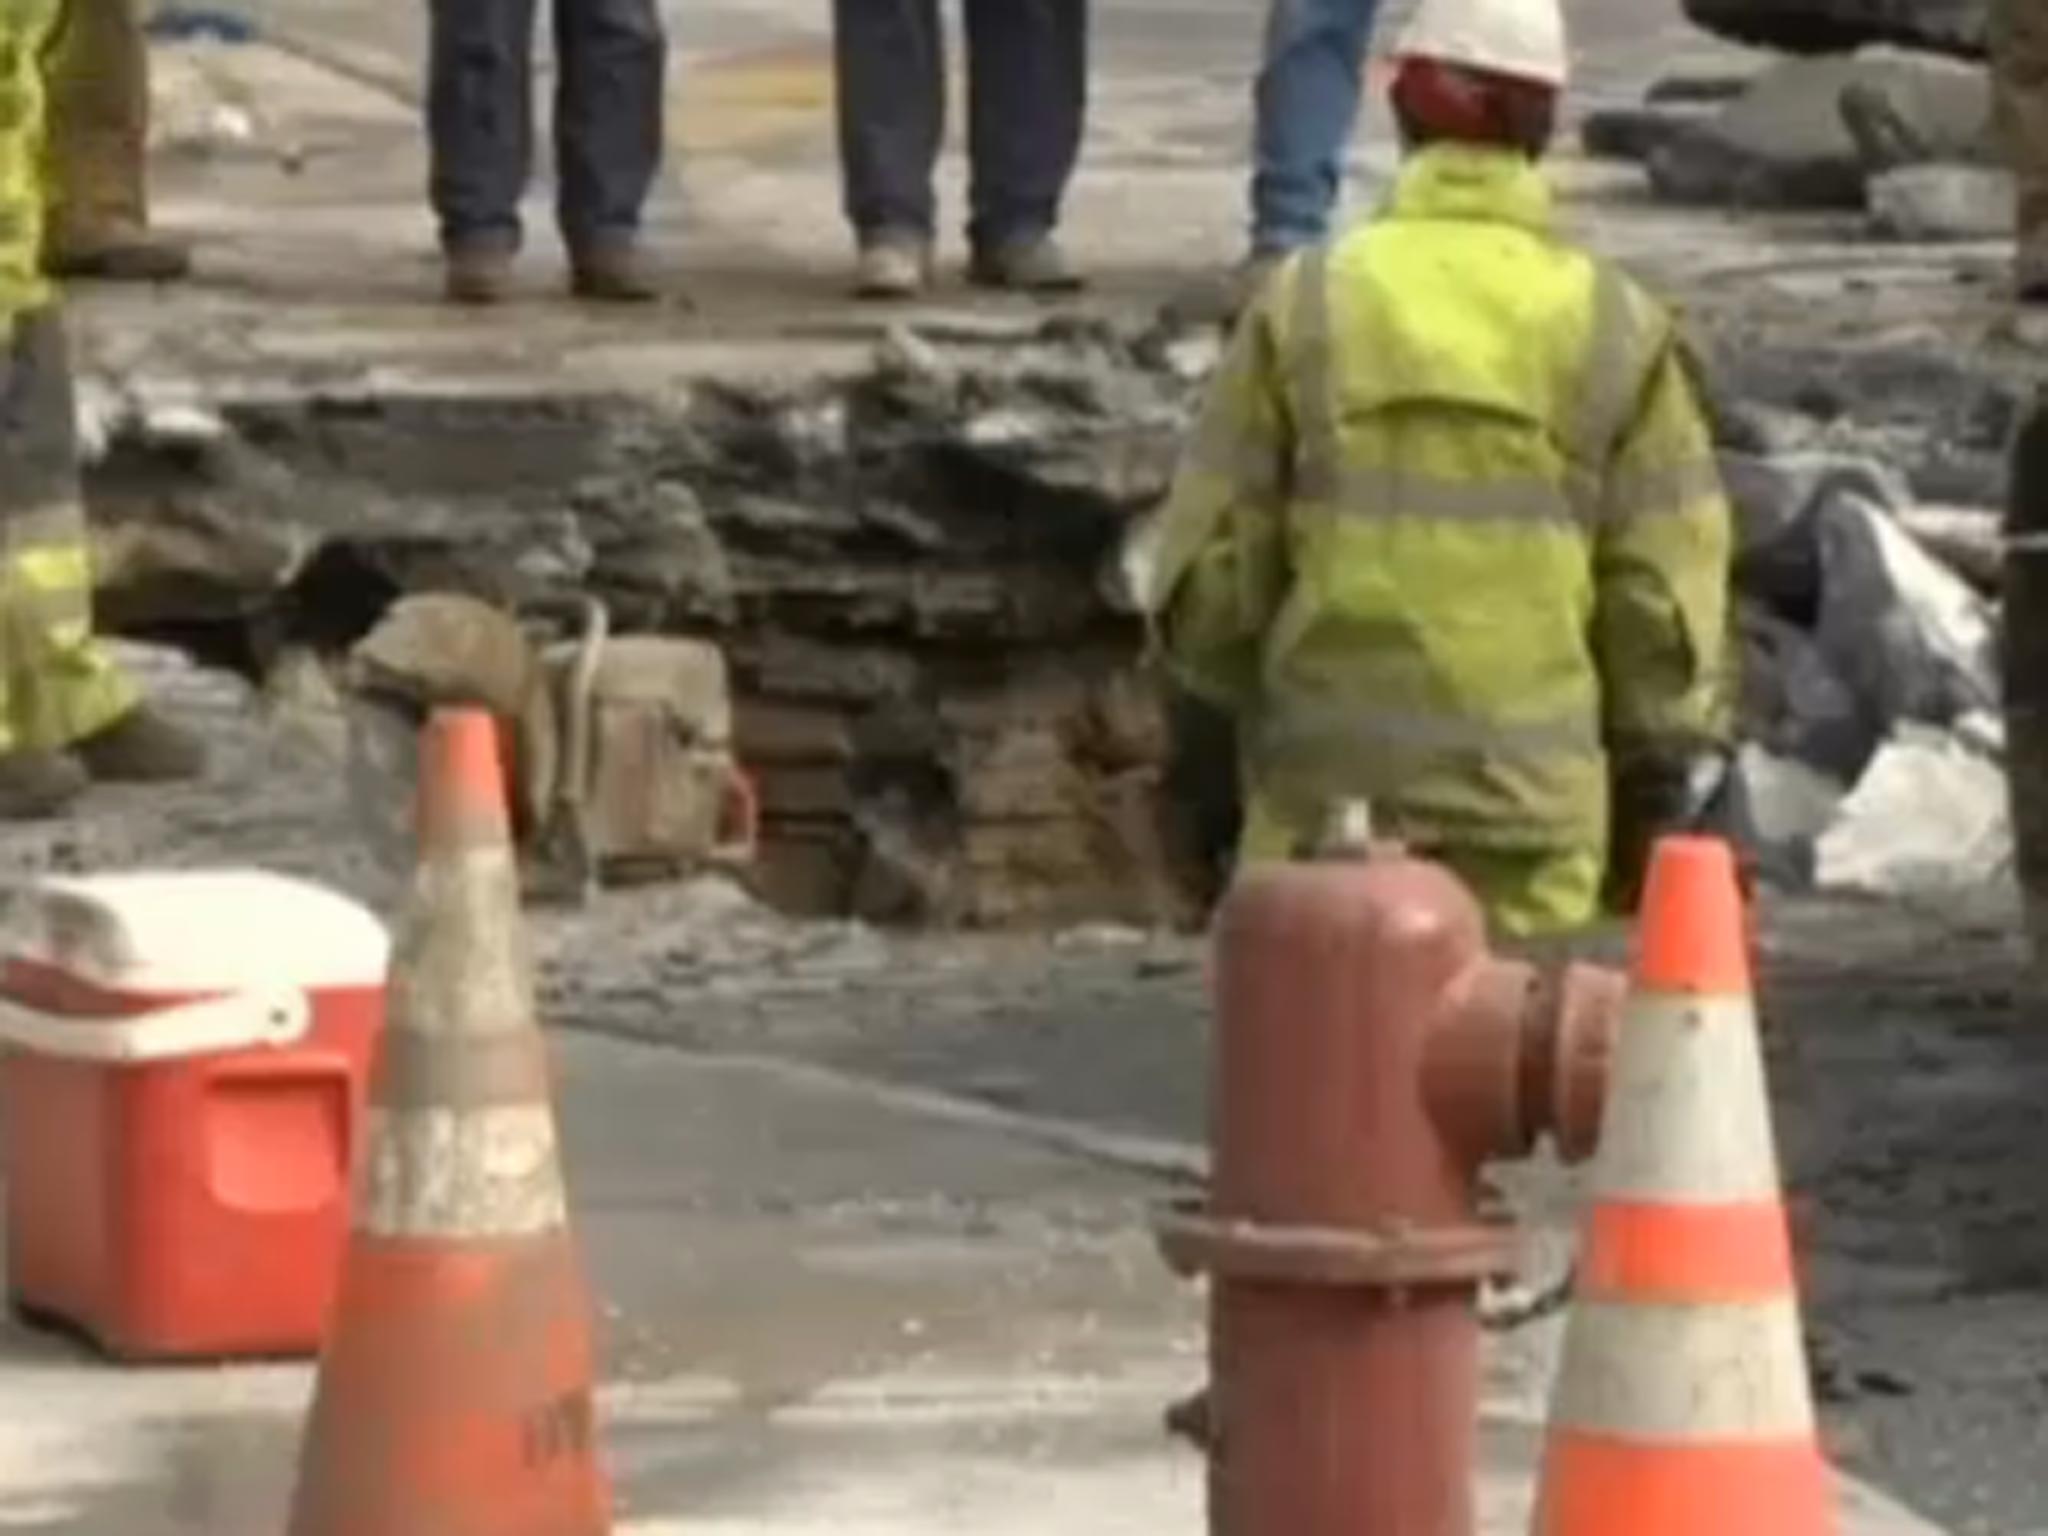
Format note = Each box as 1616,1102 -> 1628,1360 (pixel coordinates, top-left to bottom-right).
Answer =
40,0 -> 150,254
1236,790 -> 1605,940
0,308 -> 136,754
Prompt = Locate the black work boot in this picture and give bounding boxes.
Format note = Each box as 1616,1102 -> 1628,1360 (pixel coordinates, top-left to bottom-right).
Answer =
45,228 -> 193,283
967,234 -> 1086,295
74,706 -> 207,784
0,751 -> 90,820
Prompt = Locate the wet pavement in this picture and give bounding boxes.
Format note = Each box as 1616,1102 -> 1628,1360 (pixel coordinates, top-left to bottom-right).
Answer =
0,1028 -> 1944,1534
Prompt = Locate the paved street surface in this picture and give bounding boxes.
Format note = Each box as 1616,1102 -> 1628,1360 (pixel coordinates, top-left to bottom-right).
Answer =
85,0 -> 1958,402
0,1028 -> 1943,1534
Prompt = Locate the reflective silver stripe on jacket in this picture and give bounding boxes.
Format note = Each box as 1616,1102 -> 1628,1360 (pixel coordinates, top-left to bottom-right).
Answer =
1291,243 -> 1339,502
1600,454 -> 1724,527
1256,698 -> 1602,760
1194,423 -> 1584,529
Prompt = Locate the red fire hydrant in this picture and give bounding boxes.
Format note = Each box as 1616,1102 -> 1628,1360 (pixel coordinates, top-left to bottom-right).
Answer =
1156,807 -> 1624,1536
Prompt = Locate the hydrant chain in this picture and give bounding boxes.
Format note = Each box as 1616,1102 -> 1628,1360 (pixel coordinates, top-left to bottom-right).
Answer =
1478,1261 -> 1578,1333
1156,1204 -> 1517,1289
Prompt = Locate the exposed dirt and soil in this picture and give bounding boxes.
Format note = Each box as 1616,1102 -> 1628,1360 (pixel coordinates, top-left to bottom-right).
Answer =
81,326 -> 1203,931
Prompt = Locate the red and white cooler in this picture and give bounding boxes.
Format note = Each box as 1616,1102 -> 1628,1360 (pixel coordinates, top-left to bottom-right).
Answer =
0,868 -> 389,1360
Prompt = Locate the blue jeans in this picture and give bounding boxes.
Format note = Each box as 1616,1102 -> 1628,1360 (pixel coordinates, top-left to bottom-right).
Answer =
427,0 -> 667,254
1251,0 -> 1380,255
832,0 -> 1089,251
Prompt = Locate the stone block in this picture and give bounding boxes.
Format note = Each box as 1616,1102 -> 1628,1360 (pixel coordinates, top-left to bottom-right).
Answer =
1867,164 -> 2013,241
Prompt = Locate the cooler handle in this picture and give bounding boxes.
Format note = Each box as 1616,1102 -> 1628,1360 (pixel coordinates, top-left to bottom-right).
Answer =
710,764 -> 760,867
0,987 -> 313,1063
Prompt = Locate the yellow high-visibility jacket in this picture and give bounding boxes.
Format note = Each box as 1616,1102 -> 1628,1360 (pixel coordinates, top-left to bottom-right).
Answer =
0,0 -> 135,759
1144,143 -> 1734,932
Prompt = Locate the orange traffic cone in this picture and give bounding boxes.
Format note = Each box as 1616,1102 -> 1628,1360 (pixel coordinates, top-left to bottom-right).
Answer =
286,707 -> 610,1536
1531,835 -> 1833,1536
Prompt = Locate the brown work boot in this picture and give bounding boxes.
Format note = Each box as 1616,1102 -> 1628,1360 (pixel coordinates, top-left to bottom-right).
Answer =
444,244 -> 515,306
74,706 -> 207,784
569,240 -> 659,304
0,751 -> 89,821
45,229 -> 191,283
967,234 -> 1086,295
854,233 -> 934,301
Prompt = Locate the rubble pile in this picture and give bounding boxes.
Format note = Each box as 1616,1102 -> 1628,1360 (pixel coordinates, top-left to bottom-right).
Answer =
1680,0 -> 1987,59
1584,42 -> 2010,242
1715,387 -> 2014,897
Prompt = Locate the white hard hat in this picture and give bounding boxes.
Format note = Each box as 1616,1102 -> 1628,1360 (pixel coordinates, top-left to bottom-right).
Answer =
1390,0 -> 1570,90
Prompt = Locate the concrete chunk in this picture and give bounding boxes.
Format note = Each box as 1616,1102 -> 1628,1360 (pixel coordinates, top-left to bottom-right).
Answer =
1868,164 -> 2013,241
1647,49 -> 1994,210
1814,726 -> 2012,896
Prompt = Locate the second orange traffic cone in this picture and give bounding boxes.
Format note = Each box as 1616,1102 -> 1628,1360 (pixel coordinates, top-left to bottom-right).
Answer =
286,707 -> 610,1536
1532,835 -> 1834,1536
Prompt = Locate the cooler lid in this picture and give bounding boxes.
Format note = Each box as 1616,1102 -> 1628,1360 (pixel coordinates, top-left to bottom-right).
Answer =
6,868 -> 390,994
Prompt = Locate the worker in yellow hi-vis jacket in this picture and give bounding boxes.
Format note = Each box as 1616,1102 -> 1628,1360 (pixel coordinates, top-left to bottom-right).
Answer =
0,0 -> 202,819
1135,0 -> 1739,937
41,0 -> 189,280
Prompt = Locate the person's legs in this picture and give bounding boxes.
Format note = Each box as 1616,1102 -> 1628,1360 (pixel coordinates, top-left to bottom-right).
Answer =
1162,688 -> 1242,909
960,0 -> 1087,287
39,0 -> 187,280
831,0 -> 945,294
1993,0 -> 2048,300
555,0 -> 666,298
1448,846 -> 1605,940
1235,782 -> 1602,937
428,0 -> 539,297
1249,0 -> 1378,257
0,308 -> 201,818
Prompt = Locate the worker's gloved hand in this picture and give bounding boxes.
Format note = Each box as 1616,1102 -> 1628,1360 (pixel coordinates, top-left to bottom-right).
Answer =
1604,745 -> 1753,916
